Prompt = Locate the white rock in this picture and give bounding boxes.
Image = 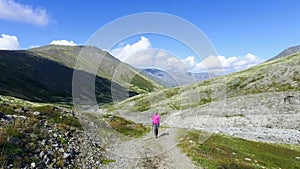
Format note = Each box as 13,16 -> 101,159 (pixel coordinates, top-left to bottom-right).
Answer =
31,162 -> 36,168
245,157 -> 251,161
63,153 -> 70,158
59,148 -> 64,153
33,111 -> 41,115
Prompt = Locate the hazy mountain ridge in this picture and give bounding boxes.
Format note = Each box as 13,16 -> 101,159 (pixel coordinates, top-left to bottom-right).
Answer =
141,68 -> 216,88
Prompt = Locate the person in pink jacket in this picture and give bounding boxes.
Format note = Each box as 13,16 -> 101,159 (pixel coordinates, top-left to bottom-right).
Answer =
152,112 -> 160,138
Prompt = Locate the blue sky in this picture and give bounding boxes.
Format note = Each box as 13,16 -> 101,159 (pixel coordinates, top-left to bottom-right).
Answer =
1,0 -> 300,73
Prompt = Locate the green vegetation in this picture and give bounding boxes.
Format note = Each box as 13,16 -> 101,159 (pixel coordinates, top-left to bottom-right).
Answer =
199,98 -> 212,105
132,97 -> 151,112
100,158 -> 116,165
163,87 -> 180,98
130,74 -> 155,93
34,105 -> 82,129
103,114 -> 150,138
178,130 -> 300,169
0,96 -> 83,168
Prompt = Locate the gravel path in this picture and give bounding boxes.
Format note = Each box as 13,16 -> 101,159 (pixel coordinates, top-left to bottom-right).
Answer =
102,128 -> 199,169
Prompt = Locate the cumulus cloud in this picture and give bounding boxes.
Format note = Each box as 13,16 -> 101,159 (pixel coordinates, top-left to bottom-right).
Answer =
110,36 -> 263,74
0,0 -> 50,26
110,36 -> 151,61
0,34 -> 19,50
191,53 -> 263,74
111,36 -> 186,72
50,40 -> 77,46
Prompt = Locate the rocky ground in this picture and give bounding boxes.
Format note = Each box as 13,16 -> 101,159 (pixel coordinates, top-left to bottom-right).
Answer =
1,91 -> 299,168
114,91 -> 300,144
0,97 -> 108,169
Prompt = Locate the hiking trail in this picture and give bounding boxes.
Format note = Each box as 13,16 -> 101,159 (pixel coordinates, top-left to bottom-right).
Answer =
102,127 -> 201,169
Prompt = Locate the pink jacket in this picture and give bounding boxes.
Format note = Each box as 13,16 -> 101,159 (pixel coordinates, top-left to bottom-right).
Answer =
152,114 -> 160,124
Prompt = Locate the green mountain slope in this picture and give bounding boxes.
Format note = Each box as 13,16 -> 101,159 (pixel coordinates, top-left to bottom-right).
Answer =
0,50 -> 137,103
30,45 -> 163,93
110,52 -> 300,113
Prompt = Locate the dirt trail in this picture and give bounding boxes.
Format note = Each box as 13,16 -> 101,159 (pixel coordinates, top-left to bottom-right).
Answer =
102,128 -> 200,169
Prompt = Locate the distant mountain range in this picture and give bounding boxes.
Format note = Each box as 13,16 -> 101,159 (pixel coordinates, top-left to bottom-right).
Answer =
0,45 -> 163,104
141,68 -> 217,87
267,45 -> 300,61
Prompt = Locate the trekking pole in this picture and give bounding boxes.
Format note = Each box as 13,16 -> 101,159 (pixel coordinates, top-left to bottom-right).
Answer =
152,124 -> 154,138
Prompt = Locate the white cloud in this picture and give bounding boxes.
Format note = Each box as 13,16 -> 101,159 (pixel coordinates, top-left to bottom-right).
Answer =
110,36 -> 151,61
109,36 -> 263,74
0,0 -> 50,26
0,34 -> 19,50
50,40 -> 77,46
124,49 -> 188,72
182,56 -> 196,68
110,36 -> 187,72
190,53 -> 263,74
29,45 -> 40,49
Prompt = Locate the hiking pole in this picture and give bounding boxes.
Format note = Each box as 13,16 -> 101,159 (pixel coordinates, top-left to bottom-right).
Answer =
152,124 -> 154,138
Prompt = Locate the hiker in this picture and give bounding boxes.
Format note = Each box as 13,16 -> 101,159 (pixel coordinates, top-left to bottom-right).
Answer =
152,112 -> 160,138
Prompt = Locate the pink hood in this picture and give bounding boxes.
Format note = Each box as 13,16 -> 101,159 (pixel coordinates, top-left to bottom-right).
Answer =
152,114 -> 160,124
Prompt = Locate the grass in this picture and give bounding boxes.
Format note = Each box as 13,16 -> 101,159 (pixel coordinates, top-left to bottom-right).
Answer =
103,114 -> 150,138
132,98 -> 151,112
33,105 -> 82,129
178,130 -> 300,169
163,87 -> 180,98
0,96 -> 83,168
100,158 -> 115,165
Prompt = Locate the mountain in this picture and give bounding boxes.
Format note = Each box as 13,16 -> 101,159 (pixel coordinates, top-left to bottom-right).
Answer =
30,45 -> 163,93
141,69 -> 178,87
104,52 -> 300,144
267,45 -> 300,61
141,68 -> 216,88
0,45 -> 163,103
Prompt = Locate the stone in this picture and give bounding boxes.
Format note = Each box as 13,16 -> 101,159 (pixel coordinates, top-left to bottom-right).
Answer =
31,162 -> 36,168
245,158 -> 251,161
33,111 -> 41,115
0,112 -> 10,121
41,140 -> 46,145
39,151 -> 45,158
48,150 -> 55,156
63,153 -> 70,159
59,148 -> 65,153
296,157 -> 300,160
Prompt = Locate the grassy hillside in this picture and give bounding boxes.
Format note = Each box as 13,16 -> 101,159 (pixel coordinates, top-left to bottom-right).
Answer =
178,130 -> 300,169
30,45 -> 163,93
0,50 -> 136,104
109,52 -> 300,113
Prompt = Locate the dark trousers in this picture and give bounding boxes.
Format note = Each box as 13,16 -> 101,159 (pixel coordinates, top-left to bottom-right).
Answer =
153,124 -> 159,137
